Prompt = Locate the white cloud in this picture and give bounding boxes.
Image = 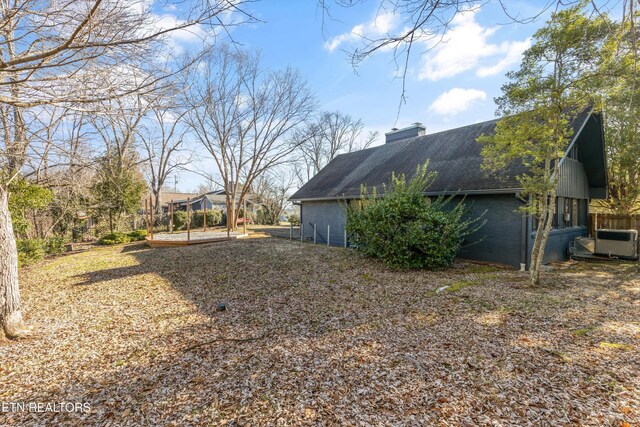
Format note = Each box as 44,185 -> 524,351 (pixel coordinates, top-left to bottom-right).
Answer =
324,12 -> 399,52
152,15 -> 205,43
428,88 -> 487,116
418,7 -> 529,81
476,38 -> 531,77
372,12 -> 397,34
142,13 -> 209,62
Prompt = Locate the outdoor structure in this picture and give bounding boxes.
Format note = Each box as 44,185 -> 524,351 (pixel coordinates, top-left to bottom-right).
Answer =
290,110 -> 608,268
168,190 -> 258,215
146,192 -> 198,214
143,194 -> 248,248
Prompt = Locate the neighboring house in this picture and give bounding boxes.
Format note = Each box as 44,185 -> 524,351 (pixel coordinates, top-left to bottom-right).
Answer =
170,190 -> 259,216
186,192 -> 229,212
143,192 -> 198,213
289,110 -> 607,269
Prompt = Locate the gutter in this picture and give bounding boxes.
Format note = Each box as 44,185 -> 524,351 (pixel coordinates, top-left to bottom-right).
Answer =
290,187 -> 524,202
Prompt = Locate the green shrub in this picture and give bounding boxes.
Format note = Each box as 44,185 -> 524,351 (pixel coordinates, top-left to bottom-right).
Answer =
287,213 -> 300,226
44,237 -> 66,255
17,237 -> 68,267
191,209 -> 223,228
172,211 -> 187,230
345,163 -> 483,270
17,239 -> 46,267
9,178 -> 53,237
128,229 -> 147,241
98,232 -> 132,245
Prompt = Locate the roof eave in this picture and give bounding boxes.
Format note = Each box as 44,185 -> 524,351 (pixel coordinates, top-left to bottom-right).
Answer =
290,187 -> 524,202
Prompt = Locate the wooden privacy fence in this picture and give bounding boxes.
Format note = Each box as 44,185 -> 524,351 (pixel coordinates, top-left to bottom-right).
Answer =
589,213 -> 640,240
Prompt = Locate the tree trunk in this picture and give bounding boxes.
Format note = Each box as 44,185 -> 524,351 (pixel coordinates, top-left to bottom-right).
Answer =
529,197 -> 547,284
229,201 -> 236,233
152,188 -> 162,226
530,201 -> 549,285
152,189 -> 162,227
531,187 -> 557,285
0,187 -> 28,339
529,154 -> 555,286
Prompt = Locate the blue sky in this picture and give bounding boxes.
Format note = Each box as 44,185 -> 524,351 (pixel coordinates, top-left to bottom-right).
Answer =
173,1 -> 553,191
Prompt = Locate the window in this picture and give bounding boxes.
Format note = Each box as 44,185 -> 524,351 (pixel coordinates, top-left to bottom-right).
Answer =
562,198 -> 571,228
532,197 -> 587,232
532,197 -> 559,231
562,198 -> 586,227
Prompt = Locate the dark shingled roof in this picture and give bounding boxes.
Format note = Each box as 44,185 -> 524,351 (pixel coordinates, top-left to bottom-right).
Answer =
290,110 -> 593,201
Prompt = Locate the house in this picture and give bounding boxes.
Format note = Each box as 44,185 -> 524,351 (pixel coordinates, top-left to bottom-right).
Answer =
289,110 -> 607,269
180,191 -> 229,212
143,192 -> 198,214
169,190 -> 259,216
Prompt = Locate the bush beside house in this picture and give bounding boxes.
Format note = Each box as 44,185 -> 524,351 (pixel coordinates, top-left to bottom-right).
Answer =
345,164 -> 482,270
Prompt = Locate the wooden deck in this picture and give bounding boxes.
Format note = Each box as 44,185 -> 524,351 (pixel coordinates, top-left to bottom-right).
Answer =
145,231 -> 249,248
145,237 -> 235,248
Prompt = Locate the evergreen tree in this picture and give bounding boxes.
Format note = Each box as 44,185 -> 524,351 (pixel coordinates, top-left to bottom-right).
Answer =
479,5 -> 610,285
92,154 -> 146,233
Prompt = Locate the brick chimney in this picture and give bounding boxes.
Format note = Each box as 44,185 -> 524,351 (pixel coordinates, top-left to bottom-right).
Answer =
385,122 -> 426,144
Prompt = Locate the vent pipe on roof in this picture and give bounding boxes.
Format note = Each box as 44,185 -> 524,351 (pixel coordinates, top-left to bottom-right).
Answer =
385,122 -> 426,144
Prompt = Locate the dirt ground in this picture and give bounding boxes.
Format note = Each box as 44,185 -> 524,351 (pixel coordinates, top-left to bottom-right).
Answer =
1,237 -> 638,426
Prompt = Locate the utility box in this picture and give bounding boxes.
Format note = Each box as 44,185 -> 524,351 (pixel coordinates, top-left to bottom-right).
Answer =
594,229 -> 639,260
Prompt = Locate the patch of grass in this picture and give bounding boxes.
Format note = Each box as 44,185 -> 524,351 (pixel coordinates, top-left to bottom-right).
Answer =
446,280 -> 478,292
572,326 -> 596,337
477,273 -> 501,280
544,348 -> 572,363
599,342 -> 632,351
464,265 -> 503,273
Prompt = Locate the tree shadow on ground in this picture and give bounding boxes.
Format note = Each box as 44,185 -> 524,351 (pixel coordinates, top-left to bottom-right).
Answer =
3,238 -> 639,425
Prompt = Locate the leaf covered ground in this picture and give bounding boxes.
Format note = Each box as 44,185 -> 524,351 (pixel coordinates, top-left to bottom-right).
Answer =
1,237 -> 638,426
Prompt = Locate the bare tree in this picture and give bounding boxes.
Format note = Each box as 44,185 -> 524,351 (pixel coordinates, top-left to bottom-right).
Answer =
46,110 -> 96,238
0,0 -> 254,339
291,110 -> 377,186
254,169 -> 295,225
185,46 -> 316,232
91,96 -> 148,168
89,95 -> 152,232
138,94 -> 191,214
27,107 -> 95,239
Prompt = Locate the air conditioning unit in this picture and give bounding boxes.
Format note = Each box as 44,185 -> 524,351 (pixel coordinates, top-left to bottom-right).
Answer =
594,229 -> 639,260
